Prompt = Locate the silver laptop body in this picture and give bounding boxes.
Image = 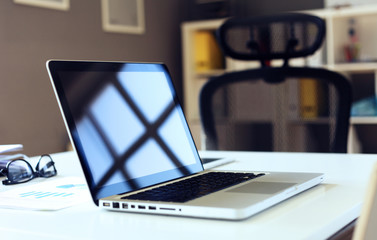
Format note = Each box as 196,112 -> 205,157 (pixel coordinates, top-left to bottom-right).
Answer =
46,60 -> 324,220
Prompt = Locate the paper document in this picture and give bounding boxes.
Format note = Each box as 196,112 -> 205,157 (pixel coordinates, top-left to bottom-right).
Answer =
0,177 -> 90,210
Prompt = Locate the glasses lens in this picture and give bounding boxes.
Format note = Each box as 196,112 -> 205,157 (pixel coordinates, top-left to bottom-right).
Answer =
7,160 -> 33,183
37,155 -> 57,177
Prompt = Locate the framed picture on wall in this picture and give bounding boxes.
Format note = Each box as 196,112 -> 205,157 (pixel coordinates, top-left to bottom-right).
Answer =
101,0 -> 145,34
14,0 -> 70,11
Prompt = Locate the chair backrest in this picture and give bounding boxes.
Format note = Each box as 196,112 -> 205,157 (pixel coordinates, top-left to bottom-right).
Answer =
199,13 -> 352,153
217,13 -> 325,66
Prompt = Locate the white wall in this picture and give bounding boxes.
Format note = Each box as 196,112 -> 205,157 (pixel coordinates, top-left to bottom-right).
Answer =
0,0 -> 184,155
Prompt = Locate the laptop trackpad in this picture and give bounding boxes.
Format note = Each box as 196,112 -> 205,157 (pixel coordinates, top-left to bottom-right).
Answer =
227,182 -> 296,194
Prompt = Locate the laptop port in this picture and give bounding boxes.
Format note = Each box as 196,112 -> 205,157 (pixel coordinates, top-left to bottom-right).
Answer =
138,205 -> 146,209
122,203 -> 128,209
113,202 -> 120,209
160,207 -> 175,211
149,206 -> 156,210
103,202 -> 111,207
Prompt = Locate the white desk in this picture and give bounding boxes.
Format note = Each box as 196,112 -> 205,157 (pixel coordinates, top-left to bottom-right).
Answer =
0,151 -> 376,240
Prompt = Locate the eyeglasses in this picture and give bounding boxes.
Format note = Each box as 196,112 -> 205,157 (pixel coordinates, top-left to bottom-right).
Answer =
0,154 -> 57,185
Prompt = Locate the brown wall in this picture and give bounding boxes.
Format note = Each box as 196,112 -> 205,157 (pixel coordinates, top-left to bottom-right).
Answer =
0,0 -> 184,155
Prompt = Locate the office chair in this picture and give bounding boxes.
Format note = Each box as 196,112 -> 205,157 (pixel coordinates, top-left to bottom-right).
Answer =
199,13 -> 352,153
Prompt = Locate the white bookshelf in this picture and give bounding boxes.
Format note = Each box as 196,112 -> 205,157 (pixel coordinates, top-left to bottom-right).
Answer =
307,4 -> 377,153
181,19 -> 226,148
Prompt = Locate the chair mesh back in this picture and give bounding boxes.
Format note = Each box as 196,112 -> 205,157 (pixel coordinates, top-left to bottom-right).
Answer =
208,77 -> 337,152
217,13 -> 325,63
200,67 -> 351,153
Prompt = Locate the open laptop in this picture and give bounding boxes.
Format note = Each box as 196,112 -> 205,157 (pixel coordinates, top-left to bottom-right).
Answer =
353,162 -> 377,239
46,60 -> 324,220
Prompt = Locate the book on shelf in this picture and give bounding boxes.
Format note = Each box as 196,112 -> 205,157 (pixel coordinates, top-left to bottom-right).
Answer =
299,78 -> 326,118
193,30 -> 224,73
351,97 -> 377,116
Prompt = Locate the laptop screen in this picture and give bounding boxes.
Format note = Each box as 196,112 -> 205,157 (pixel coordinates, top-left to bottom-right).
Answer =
47,61 -> 203,204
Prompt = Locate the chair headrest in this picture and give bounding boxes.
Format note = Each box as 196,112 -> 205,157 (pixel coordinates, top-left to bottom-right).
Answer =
217,13 -> 326,64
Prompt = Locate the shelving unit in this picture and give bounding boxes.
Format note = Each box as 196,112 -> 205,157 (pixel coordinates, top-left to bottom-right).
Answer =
181,19 -> 226,148
307,4 -> 377,153
181,4 -> 377,153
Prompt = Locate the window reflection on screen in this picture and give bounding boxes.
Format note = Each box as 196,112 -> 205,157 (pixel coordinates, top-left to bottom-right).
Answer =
60,63 -> 201,198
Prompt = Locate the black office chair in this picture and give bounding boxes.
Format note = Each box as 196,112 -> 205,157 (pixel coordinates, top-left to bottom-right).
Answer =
199,13 -> 352,153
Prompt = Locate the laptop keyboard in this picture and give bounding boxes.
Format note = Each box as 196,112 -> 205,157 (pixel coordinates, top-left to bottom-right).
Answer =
121,172 -> 265,203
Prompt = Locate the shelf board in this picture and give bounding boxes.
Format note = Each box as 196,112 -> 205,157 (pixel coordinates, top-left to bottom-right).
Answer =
288,117 -> 332,124
351,116 -> 377,124
203,118 -> 333,125
330,4 -> 377,18
194,63 -> 377,76
327,62 -> 377,73
306,4 -> 377,19
195,69 -> 226,78
181,18 -> 226,31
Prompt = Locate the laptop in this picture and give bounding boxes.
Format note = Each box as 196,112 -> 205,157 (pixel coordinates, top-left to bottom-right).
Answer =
46,60 -> 324,220
353,162 -> 377,240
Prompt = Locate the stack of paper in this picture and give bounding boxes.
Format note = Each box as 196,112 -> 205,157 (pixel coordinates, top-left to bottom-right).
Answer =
0,177 -> 90,211
0,144 -> 23,154
0,144 -> 24,170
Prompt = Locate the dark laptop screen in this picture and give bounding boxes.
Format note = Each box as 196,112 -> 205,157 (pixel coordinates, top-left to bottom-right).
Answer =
47,61 -> 203,204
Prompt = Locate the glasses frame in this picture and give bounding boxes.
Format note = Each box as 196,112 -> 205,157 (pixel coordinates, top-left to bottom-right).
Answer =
0,154 -> 57,185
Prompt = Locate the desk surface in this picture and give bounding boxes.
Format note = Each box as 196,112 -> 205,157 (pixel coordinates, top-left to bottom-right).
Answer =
0,151 -> 376,240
